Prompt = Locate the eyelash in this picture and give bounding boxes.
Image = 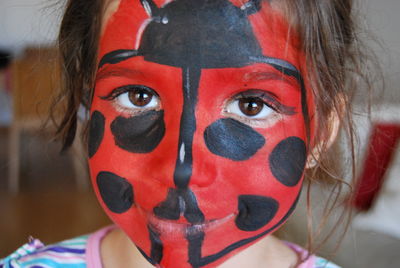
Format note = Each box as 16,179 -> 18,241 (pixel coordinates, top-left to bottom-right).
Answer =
224,90 -> 293,127
234,92 -> 279,112
101,85 -> 147,99
100,86 -> 293,127
100,85 -> 160,114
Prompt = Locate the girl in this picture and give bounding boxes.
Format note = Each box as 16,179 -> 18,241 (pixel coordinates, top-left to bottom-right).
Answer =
1,0 -> 372,267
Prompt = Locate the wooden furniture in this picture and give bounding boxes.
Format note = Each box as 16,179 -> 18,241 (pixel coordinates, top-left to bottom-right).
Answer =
8,47 -> 89,193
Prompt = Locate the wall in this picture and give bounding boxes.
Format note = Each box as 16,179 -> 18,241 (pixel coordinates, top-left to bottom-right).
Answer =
0,0 -> 62,55
362,0 -> 400,104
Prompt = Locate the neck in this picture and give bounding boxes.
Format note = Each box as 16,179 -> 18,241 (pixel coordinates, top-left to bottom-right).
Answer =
101,228 -> 298,268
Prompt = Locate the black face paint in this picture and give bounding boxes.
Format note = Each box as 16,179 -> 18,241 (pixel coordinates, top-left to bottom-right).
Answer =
153,189 -> 181,220
269,136 -> 307,187
96,171 -> 134,214
138,0 -> 262,69
187,231 -> 205,268
88,111 -> 105,158
149,225 -> 163,264
204,118 -> 266,161
154,188 -> 205,224
98,49 -> 139,69
110,110 -> 165,153
173,67 -> 200,189
235,195 -> 279,231
137,246 -> 156,266
188,192 -> 301,267
181,188 -> 205,224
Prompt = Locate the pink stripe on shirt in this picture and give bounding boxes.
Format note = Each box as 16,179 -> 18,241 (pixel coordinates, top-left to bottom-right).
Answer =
86,225 -> 117,268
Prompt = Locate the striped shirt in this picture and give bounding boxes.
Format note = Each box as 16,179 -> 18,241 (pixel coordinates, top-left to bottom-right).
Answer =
1,226 -> 340,268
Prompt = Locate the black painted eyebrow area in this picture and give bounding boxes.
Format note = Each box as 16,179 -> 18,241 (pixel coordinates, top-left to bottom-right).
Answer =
97,50 -> 303,85
243,71 -> 299,89
249,56 -> 303,88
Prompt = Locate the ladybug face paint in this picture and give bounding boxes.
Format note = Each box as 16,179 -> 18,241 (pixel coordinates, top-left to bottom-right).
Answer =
89,0 -> 314,267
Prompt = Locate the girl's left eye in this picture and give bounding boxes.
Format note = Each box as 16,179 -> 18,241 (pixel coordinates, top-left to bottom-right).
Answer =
101,85 -> 161,113
226,97 -> 274,119
117,88 -> 159,109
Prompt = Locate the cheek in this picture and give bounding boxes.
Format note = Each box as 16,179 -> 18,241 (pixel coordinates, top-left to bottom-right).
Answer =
235,195 -> 279,231
96,171 -> 134,214
269,136 -> 307,187
204,118 -> 265,161
88,111 -> 106,158
191,70 -> 307,224
110,110 -> 166,153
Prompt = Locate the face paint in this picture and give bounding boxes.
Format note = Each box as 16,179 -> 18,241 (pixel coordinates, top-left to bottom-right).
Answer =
89,0 -> 315,267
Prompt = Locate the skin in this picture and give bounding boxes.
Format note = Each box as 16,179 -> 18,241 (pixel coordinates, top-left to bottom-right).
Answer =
89,0 -> 318,267
101,228 -> 298,267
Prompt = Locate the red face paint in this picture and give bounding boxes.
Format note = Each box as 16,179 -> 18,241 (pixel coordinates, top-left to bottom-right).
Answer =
89,0 -> 315,267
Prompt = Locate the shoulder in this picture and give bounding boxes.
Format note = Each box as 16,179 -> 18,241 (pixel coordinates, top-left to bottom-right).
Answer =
284,241 -> 341,268
0,235 -> 89,268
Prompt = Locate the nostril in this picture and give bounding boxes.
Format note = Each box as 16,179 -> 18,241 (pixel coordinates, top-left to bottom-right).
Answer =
189,159 -> 218,188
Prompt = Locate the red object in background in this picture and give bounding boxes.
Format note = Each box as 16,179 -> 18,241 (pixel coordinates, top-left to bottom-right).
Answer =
353,123 -> 400,211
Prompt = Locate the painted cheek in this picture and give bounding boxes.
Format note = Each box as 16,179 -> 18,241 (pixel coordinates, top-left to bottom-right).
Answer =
96,171 -> 134,213
204,118 -> 265,161
269,136 -> 307,186
110,110 -> 166,153
88,111 -> 106,158
189,68 -> 307,228
89,59 -> 188,260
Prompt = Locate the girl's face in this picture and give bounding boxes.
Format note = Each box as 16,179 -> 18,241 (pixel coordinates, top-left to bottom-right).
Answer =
89,0 -> 314,267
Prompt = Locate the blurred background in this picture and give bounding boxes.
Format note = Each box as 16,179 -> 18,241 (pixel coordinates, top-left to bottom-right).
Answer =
0,0 -> 399,267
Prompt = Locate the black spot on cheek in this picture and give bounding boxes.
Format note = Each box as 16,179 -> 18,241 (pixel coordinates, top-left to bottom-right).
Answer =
235,195 -> 279,231
204,118 -> 265,161
269,137 -> 307,187
88,111 -> 105,158
97,171 -> 134,214
110,110 -> 165,153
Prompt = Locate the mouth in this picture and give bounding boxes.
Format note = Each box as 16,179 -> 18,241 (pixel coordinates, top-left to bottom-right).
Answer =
147,212 -> 235,239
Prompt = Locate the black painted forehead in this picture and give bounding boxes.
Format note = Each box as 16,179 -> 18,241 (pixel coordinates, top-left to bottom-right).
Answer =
139,0 -> 262,68
98,0 -> 302,82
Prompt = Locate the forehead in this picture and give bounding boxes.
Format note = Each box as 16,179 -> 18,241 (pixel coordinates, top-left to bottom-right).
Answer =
99,0 -> 302,69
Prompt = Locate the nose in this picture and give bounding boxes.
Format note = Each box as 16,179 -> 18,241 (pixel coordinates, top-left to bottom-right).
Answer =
174,142 -> 193,188
187,137 -> 218,188
172,67 -> 200,189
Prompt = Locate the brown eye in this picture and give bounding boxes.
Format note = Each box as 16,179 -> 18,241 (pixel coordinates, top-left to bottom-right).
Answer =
110,85 -> 160,111
128,89 -> 153,106
238,98 -> 264,116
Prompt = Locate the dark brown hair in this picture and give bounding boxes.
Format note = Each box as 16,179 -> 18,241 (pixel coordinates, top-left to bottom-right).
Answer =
53,0 -> 377,259
53,0 -> 104,150
276,0 -> 378,257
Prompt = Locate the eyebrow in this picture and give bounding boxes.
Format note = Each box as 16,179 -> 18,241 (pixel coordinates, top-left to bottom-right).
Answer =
96,66 -> 143,81
249,56 -> 303,86
243,71 -> 298,88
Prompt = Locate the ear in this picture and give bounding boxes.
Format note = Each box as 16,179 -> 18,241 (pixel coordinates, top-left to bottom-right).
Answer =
305,95 -> 345,169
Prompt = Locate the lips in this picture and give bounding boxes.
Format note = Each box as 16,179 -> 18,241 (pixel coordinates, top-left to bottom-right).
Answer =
147,211 -> 235,240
